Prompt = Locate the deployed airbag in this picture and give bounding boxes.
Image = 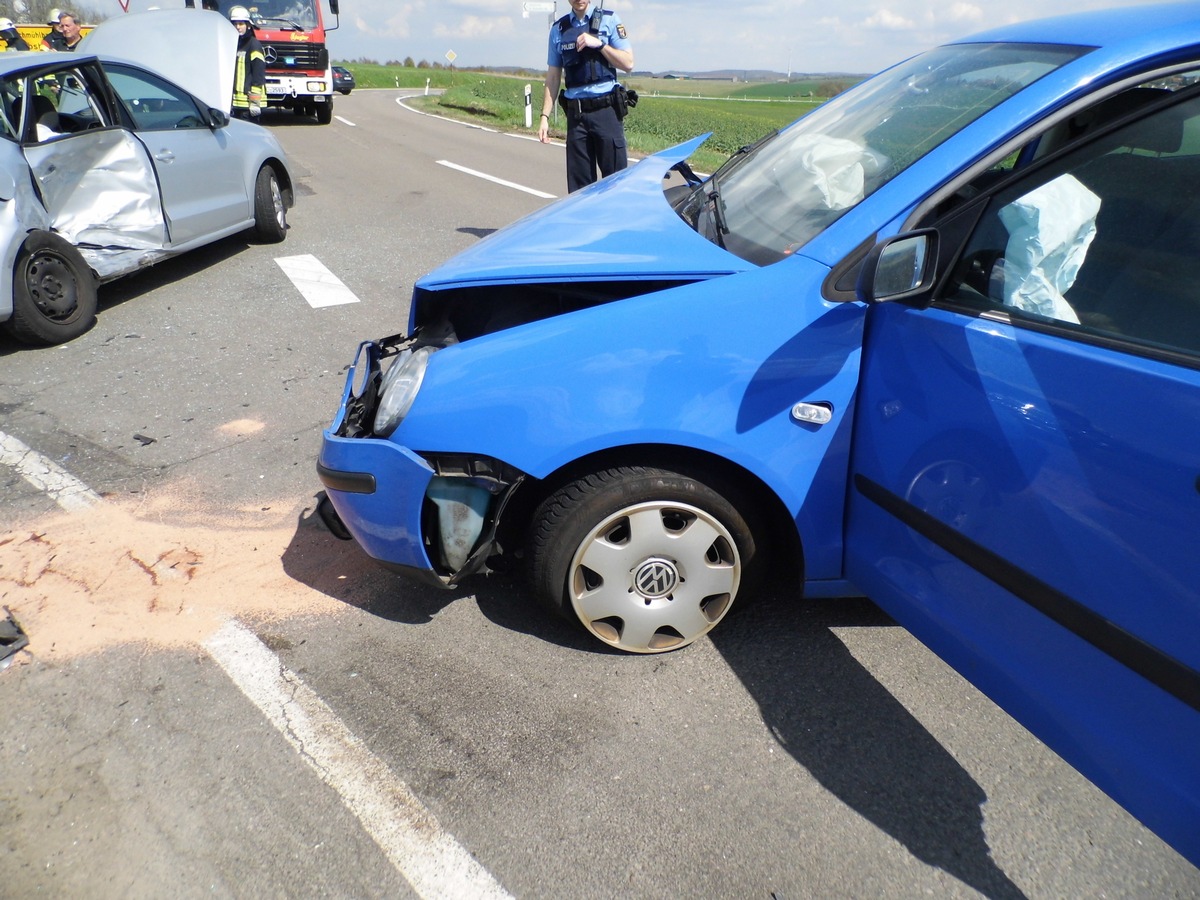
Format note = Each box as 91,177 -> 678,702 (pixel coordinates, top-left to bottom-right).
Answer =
998,174 -> 1101,323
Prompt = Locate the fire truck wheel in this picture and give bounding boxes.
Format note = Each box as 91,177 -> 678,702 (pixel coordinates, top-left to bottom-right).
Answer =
317,101 -> 333,125
252,166 -> 288,243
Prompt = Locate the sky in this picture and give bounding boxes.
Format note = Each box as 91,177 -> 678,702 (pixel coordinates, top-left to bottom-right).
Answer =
116,0 -> 1174,74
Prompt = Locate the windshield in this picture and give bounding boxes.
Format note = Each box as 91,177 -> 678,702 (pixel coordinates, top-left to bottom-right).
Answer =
680,42 -> 1087,266
209,0 -> 318,30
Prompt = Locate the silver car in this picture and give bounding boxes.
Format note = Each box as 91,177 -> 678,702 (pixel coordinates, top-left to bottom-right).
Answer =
0,9 -> 294,345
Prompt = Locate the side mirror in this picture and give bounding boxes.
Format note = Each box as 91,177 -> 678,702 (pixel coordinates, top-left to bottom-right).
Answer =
856,230 -> 939,305
329,0 -> 339,14
206,107 -> 229,129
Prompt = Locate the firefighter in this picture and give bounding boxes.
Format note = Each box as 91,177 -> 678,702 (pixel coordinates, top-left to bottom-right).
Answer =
0,18 -> 29,51
229,6 -> 266,120
41,9 -> 66,51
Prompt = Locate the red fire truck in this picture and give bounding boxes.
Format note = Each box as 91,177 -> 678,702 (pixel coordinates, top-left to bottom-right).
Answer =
186,0 -> 341,124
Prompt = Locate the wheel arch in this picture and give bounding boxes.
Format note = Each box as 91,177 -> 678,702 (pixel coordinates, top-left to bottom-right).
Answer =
502,442 -> 805,588
263,157 -> 295,208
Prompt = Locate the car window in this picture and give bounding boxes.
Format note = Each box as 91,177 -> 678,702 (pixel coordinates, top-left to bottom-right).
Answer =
3,67 -> 109,144
942,78 -> 1200,361
678,42 -> 1087,266
105,65 -> 207,132
0,78 -> 21,141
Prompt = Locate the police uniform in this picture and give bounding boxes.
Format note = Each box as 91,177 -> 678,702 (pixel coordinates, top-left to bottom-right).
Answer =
547,5 -> 632,192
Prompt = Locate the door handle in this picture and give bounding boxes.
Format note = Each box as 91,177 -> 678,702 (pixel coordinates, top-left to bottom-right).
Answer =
154,151 -> 175,162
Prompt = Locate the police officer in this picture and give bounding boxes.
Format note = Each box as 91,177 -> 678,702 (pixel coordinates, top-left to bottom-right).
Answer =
0,18 -> 29,52
538,0 -> 634,193
229,6 -> 266,120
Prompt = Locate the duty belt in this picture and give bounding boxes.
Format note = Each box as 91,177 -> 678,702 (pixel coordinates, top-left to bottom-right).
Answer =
559,90 -> 615,116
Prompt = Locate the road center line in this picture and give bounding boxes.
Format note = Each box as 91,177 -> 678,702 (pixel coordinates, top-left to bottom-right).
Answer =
436,160 -> 557,199
334,115 -> 356,126
203,620 -> 512,900
275,254 -> 361,308
0,430 -> 100,512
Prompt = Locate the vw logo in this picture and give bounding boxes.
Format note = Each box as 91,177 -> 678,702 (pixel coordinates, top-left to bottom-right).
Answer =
634,558 -> 678,598
264,46 -> 278,63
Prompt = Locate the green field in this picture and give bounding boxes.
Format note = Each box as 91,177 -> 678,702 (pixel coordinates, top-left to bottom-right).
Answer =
332,64 -> 862,172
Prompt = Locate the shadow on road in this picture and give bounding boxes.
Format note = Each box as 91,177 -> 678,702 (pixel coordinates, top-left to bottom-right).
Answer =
457,227 -> 498,240
710,590 -> 1027,900
281,499 -> 589,653
282,501 -> 1025,896
0,238 -> 253,356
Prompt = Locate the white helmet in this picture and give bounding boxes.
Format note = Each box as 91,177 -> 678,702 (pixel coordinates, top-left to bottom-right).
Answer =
229,6 -> 252,23
0,18 -> 15,31
47,9 -> 62,25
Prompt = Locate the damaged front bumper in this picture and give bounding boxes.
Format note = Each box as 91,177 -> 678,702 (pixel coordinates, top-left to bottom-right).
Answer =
317,336 -> 524,588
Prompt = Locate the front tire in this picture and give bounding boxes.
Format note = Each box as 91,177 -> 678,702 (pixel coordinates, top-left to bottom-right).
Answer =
252,165 -> 287,243
316,99 -> 333,124
529,466 -> 759,653
4,232 -> 97,345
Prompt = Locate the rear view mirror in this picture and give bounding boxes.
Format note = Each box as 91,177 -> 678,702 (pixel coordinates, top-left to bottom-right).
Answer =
206,107 -> 229,129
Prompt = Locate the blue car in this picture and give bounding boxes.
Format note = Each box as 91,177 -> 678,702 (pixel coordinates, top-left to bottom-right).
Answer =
320,3 -> 1200,864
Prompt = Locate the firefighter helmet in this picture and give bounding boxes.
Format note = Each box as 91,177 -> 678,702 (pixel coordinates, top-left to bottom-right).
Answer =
229,6 -> 252,23
47,9 -> 62,25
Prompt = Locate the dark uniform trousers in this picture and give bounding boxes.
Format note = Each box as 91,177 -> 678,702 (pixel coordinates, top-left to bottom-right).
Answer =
565,103 -> 627,193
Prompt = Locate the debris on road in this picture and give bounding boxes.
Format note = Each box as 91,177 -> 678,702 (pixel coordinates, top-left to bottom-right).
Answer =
1,606 -> 29,670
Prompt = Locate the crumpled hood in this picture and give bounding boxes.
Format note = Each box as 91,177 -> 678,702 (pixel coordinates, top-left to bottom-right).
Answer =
78,10 -> 236,115
417,134 -> 753,290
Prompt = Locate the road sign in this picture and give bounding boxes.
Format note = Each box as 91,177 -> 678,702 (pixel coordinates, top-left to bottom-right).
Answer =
445,50 -> 457,64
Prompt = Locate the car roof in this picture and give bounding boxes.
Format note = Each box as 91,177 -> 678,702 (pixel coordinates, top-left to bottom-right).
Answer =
955,3 -> 1200,53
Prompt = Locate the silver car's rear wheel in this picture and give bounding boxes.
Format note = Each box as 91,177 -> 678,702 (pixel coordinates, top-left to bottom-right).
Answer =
530,467 -> 758,653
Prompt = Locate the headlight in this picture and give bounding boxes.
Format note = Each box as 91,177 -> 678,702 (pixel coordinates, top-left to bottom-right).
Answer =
373,346 -> 434,437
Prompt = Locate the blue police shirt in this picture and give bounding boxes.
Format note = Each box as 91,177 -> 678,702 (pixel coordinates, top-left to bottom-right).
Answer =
548,6 -> 631,99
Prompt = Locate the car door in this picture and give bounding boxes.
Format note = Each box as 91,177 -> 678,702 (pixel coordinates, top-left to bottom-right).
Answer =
844,78 -> 1200,865
103,63 -> 250,247
14,63 -> 169,267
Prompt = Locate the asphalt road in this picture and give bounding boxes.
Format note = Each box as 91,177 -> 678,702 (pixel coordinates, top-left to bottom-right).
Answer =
1,90 -> 1197,899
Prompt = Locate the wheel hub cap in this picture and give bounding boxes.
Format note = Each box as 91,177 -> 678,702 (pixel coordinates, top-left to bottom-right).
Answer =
633,557 -> 678,599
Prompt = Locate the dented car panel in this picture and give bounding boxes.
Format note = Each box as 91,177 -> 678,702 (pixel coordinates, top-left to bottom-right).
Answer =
414,134 -> 749,295
23,128 -> 169,278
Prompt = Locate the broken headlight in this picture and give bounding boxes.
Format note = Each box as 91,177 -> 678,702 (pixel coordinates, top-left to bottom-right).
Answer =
373,345 -> 434,437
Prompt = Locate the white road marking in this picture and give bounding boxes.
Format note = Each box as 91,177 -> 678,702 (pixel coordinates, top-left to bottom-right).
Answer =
0,430 -> 100,512
395,96 -> 499,132
505,132 -> 552,145
335,115 -> 356,127
436,160 -> 556,199
275,254 -> 361,308
204,620 -> 513,900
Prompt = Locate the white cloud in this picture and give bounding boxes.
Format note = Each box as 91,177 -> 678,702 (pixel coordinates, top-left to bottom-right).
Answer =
434,14 -> 517,40
862,9 -> 915,30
